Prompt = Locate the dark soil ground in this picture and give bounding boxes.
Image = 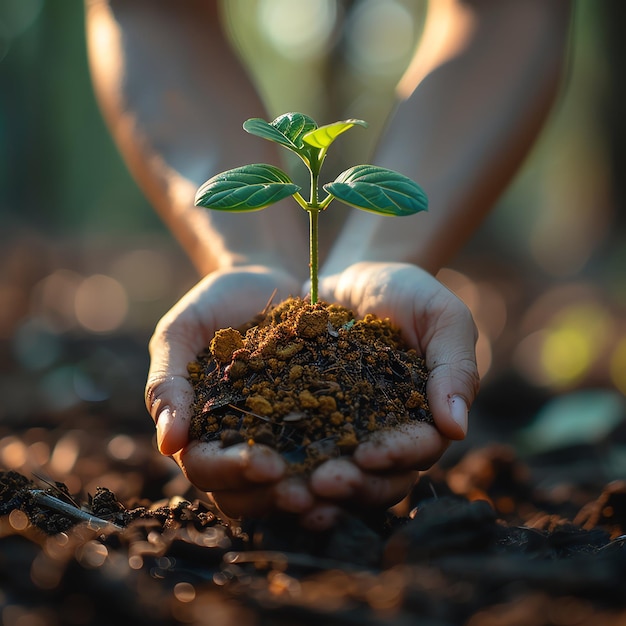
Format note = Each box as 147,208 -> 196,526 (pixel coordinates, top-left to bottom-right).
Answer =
2,306 -> 626,625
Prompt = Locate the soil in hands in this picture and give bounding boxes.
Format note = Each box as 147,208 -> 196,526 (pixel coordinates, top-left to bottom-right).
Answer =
187,297 -> 432,472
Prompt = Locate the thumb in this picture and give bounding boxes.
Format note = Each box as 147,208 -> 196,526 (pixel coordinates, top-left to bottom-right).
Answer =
145,388 -> 195,458
422,302 -> 480,440
145,308 -> 202,456
426,360 -> 479,440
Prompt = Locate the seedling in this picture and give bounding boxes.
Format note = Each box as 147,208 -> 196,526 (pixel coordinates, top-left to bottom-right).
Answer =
195,112 -> 428,304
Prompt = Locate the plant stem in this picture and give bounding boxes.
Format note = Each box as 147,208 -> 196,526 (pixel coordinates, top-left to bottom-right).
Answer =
308,207 -> 319,304
308,170 -> 321,305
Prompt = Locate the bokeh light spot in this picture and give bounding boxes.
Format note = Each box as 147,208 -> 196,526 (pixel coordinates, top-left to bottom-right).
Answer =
475,330 -> 492,380
107,434 -> 136,461
50,431 -> 81,476
345,0 -> 416,75
0,437 -> 27,469
31,269 -> 82,332
541,327 -> 591,386
74,274 -> 128,333
9,509 -> 29,531
473,282 -> 507,341
258,0 -> 337,60
76,541 -> 108,569
540,304 -> 611,388
173,582 -> 196,603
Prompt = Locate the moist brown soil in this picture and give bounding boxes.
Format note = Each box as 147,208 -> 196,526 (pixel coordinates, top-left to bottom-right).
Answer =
188,298 -> 432,471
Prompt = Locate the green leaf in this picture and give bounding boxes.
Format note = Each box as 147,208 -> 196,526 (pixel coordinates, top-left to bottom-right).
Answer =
303,119 -> 367,150
195,164 -> 300,212
324,165 -> 428,216
243,113 -> 318,154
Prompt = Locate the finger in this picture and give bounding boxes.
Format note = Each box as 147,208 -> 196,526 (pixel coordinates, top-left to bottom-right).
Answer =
145,313 -> 202,455
420,295 -> 480,440
152,403 -> 193,456
311,458 -> 419,509
353,421 -> 448,471
208,476 -> 314,519
309,458 -> 364,499
356,470 -> 419,508
274,477 -> 315,513
177,440 -> 286,492
145,282 -> 218,455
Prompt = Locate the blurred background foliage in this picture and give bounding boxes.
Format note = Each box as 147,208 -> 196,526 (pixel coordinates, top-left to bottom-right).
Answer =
0,0 -> 625,459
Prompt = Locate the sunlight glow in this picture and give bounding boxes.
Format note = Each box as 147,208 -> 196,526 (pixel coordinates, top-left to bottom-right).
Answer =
516,303 -> 613,389
397,0 -> 476,98
540,326 -> 592,387
345,0 -> 416,75
258,0 -> 337,60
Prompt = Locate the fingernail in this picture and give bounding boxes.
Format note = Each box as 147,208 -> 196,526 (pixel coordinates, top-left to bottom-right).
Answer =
156,407 -> 174,453
449,395 -> 468,437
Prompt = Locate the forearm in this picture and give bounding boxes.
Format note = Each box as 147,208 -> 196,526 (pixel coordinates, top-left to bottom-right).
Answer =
322,0 -> 572,276
85,0 -> 307,277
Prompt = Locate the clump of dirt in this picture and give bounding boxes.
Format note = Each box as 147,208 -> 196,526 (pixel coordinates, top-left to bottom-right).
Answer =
188,298 -> 432,471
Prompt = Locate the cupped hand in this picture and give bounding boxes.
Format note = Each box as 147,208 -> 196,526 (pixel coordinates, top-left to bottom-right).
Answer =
145,266 -> 303,512
146,262 -> 478,530
300,261 -> 480,521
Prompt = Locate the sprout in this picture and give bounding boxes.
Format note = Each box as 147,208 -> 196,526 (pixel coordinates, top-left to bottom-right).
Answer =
195,112 -> 427,304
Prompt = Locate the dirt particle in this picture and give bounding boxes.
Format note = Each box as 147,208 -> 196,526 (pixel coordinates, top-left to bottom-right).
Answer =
330,412 -> 345,426
299,390 -> 319,409
276,342 -> 303,360
406,391 -> 426,410
318,396 -> 337,414
336,428 -> 359,452
246,395 -> 273,417
289,365 -> 303,381
296,308 -> 329,339
210,328 -> 244,364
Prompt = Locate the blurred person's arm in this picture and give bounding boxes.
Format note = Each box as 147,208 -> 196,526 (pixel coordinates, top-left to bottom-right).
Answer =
321,0 -> 572,277
84,0 -> 307,278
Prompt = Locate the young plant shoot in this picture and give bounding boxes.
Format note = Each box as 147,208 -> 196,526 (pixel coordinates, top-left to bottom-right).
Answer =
194,112 -> 428,304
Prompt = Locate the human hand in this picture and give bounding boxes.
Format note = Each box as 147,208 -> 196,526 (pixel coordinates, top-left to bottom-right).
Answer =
146,262 -> 478,530
145,266 -> 304,512
300,262 -> 479,516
